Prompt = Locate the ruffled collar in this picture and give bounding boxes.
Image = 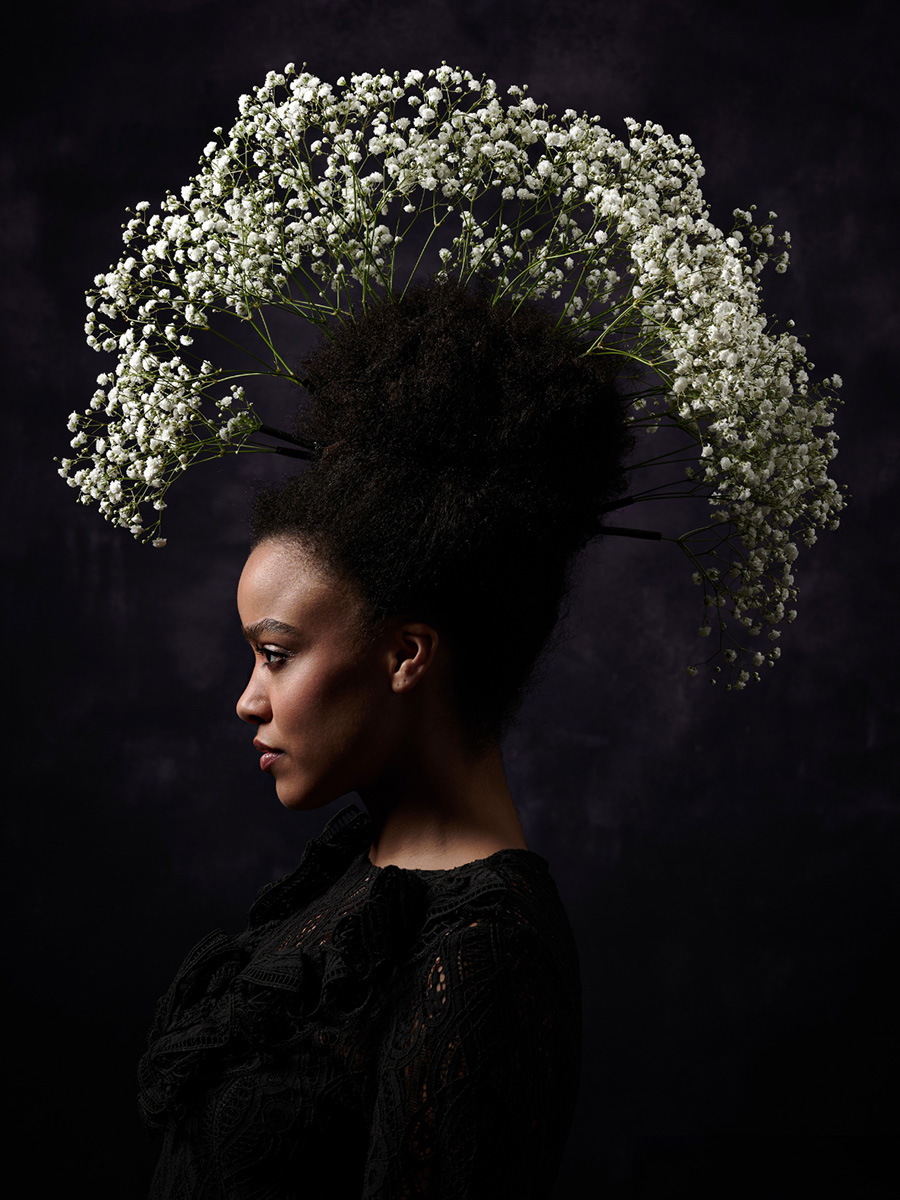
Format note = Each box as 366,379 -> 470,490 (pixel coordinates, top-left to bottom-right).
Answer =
139,803 -> 554,1128
138,804 -> 428,1128
246,803 -> 375,928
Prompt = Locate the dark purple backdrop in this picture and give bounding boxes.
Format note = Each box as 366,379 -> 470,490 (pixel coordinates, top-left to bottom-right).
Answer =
5,1 -> 898,1195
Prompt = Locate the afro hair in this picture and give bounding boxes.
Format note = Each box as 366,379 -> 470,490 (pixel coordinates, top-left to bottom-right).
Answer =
251,278 -> 634,739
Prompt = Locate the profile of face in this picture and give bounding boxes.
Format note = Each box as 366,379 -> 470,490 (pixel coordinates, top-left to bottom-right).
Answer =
236,537 -> 436,810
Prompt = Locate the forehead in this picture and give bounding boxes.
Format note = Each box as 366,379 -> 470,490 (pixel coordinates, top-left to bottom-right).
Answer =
237,539 -> 361,631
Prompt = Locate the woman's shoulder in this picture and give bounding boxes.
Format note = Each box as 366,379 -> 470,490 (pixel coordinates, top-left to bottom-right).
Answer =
404,843 -> 564,924
376,847 -> 583,1053
387,836 -> 581,986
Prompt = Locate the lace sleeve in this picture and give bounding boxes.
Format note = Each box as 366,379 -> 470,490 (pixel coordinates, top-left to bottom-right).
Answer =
361,916 -> 582,1199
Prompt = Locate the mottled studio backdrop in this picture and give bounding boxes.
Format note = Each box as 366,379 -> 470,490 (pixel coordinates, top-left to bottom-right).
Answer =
4,1 -> 898,1195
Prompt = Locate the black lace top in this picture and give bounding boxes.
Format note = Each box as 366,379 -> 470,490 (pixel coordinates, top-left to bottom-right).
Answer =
139,804 -> 582,1199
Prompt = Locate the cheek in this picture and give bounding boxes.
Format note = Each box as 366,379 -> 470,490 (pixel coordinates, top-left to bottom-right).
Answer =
277,680 -> 327,734
326,673 -> 388,744
278,662 -> 386,741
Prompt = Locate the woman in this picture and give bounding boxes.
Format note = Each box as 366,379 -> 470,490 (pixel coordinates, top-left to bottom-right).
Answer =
137,279 -> 633,1198
61,62 -> 843,1199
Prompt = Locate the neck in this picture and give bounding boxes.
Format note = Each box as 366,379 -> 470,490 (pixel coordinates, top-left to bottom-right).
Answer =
361,735 -> 528,871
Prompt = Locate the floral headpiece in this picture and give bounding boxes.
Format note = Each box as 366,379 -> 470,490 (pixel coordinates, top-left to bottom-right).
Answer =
60,64 -> 845,688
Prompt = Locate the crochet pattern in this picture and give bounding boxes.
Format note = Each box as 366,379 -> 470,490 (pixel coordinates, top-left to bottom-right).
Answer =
139,805 -> 581,1198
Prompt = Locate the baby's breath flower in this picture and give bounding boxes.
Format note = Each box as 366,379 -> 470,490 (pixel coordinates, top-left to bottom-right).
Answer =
61,61 -> 845,684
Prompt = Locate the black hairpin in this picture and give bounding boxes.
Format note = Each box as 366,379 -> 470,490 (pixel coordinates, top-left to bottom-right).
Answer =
596,496 -> 661,540
601,525 -> 662,540
255,424 -> 322,460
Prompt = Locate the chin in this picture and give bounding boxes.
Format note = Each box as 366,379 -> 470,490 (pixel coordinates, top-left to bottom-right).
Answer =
274,777 -> 342,813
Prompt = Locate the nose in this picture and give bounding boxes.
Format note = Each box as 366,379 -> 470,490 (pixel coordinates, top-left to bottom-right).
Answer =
236,668 -> 271,725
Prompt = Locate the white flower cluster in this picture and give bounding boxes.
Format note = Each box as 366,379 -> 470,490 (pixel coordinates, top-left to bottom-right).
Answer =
60,62 -> 845,684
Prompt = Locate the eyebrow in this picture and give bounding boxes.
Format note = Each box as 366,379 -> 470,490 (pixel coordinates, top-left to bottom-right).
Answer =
242,618 -> 301,643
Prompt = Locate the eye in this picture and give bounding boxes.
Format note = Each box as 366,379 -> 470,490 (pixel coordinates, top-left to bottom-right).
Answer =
258,645 -> 289,668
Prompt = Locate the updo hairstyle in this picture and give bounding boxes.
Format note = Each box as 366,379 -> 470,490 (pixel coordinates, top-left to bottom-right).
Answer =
251,278 -> 633,742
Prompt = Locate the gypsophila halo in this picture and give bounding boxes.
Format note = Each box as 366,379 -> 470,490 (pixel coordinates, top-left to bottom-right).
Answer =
60,63 -> 846,688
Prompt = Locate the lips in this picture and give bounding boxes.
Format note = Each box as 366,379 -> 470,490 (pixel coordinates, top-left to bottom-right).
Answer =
253,738 -> 284,772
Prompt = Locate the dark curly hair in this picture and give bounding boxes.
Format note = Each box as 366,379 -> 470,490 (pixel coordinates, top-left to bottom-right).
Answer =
251,278 -> 633,741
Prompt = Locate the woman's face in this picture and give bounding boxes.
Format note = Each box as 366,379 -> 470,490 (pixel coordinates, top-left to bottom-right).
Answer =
235,538 -> 401,810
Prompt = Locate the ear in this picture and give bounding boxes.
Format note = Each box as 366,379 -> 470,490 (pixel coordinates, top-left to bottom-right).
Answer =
388,622 -> 440,693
